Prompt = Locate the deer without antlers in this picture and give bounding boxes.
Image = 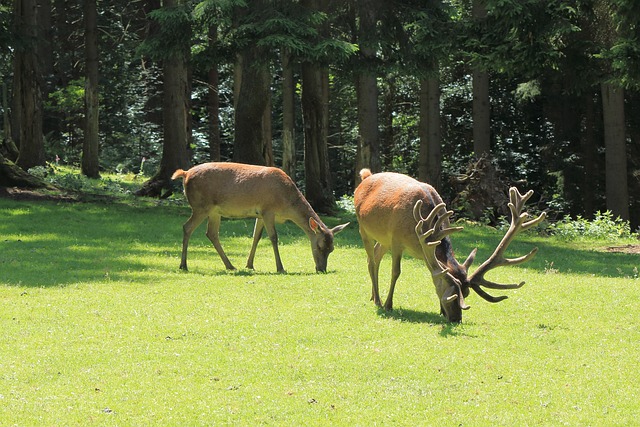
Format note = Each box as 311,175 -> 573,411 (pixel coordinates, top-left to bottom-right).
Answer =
354,169 -> 545,322
172,162 -> 348,273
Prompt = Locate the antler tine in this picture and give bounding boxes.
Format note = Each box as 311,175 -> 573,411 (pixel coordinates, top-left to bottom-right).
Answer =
413,200 -> 470,311
413,200 -> 446,225
413,200 -> 463,242
468,187 -> 545,296
509,187 -> 547,231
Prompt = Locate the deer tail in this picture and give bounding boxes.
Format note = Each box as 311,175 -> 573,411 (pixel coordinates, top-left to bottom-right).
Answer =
171,169 -> 187,180
359,168 -> 372,181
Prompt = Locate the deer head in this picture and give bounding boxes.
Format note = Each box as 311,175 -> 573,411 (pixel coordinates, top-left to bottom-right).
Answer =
414,187 -> 546,321
413,201 -> 469,322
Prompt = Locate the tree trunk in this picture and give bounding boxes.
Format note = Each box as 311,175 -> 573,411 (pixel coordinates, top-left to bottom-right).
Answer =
418,76 -> 442,191
13,0 -> 45,171
301,63 -> 334,213
136,0 -> 190,197
1,83 -> 19,161
82,0 -> 100,178
472,69 -> 490,157
601,82 -> 629,220
471,0 -> 490,158
380,76 -> 394,170
262,92 -> 274,167
232,49 -> 271,165
581,93 -> 598,217
355,0 -> 380,179
0,152 -> 49,188
281,49 -> 296,178
207,24 -> 221,162
232,1 -> 272,166
36,0 -> 53,98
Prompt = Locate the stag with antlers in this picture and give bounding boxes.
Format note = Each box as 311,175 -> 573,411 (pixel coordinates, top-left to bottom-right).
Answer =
354,169 -> 546,322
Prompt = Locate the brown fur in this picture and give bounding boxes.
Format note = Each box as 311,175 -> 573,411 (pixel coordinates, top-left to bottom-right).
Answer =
173,162 -> 348,273
354,169 -> 469,319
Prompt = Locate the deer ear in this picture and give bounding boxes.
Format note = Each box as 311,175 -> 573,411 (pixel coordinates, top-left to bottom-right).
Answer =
309,218 -> 320,234
331,222 -> 349,235
463,248 -> 477,271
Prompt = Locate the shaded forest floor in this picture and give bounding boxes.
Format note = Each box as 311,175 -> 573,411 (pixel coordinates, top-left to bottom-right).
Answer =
3,183 -> 639,255
0,186 -> 76,202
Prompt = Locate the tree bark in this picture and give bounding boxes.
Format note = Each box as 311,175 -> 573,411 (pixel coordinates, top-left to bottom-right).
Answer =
380,77 -> 394,170
301,63 -> 334,213
281,49 -> 296,178
355,0 -> 380,179
232,0 -> 272,166
207,25 -> 221,162
418,76 -> 442,191
0,152 -> 49,188
471,0 -> 490,158
136,0 -> 190,197
232,49 -> 271,165
1,83 -> 19,161
601,82 -> 629,220
299,0 -> 334,213
262,91 -> 274,166
581,93 -> 598,217
13,0 -> 45,171
36,0 -> 53,98
82,0 -> 100,178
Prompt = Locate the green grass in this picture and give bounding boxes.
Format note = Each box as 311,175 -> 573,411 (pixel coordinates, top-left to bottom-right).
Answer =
1,195 -> 639,426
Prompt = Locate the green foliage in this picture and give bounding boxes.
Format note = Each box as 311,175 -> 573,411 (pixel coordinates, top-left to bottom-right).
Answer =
46,79 -> 85,114
28,165 -> 137,197
550,211 -> 639,241
0,5 -> 12,58
461,0 -> 579,77
138,4 -> 193,61
336,194 -> 355,215
5,0 -> 640,228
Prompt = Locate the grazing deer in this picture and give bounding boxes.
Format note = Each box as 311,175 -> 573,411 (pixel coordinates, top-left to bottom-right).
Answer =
172,162 -> 349,273
354,169 -> 545,322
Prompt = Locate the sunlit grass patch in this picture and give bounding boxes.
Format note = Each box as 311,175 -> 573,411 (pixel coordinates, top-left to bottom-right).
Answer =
1,196 -> 639,425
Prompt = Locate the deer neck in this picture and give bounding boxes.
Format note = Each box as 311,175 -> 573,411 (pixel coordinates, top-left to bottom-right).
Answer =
436,236 -> 465,278
290,198 -> 326,237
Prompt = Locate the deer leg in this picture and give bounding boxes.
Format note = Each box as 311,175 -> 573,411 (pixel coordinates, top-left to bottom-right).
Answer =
360,229 -> 383,307
383,248 -> 402,311
262,213 -> 285,273
246,218 -> 264,270
205,214 -> 236,270
180,211 -> 207,271
372,243 -> 387,304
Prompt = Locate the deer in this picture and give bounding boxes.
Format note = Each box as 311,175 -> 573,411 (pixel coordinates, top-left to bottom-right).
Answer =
354,169 -> 546,322
172,162 -> 349,273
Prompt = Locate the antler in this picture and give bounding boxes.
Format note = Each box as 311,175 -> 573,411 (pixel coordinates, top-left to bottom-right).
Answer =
467,187 -> 546,301
413,200 -> 469,310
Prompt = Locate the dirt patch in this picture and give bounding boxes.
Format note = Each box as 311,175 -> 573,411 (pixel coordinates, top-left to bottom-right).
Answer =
604,244 -> 640,254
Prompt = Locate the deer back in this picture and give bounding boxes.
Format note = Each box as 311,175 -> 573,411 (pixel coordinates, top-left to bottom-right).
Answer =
355,172 -> 444,257
355,171 -> 468,281
180,162 -> 310,222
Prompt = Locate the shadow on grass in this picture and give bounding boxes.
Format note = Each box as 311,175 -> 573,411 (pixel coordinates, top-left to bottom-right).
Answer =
444,225 -> 640,279
0,199 -> 349,287
376,306 -> 471,337
186,267 -> 324,277
2,198 -> 637,289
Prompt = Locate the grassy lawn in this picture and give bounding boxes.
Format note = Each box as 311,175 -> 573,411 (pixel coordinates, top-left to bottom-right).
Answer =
1,192 -> 639,426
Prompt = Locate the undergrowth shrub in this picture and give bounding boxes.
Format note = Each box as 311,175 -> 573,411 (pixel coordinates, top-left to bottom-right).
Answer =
29,165 -> 133,196
549,211 -> 638,241
337,195 -> 355,215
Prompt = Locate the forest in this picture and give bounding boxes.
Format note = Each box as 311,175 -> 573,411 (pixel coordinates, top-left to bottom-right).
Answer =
2,0 -> 640,227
